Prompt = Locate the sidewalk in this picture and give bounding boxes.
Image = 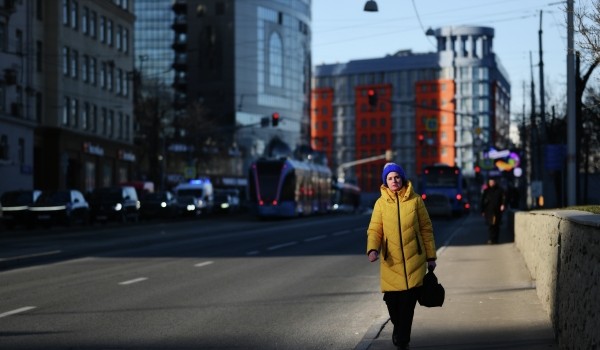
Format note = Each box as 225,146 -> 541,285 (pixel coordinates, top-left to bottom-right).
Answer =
357,214 -> 557,350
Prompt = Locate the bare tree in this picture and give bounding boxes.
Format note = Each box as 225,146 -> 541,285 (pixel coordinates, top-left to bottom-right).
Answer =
576,1 -> 600,58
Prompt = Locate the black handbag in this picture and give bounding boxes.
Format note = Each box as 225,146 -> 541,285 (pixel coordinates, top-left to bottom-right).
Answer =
418,266 -> 445,307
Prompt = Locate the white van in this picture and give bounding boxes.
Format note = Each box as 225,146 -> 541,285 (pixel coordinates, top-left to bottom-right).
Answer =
173,178 -> 214,215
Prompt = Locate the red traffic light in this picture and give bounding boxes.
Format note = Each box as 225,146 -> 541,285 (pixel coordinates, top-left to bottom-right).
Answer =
271,112 -> 280,126
367,89 -> 377,107
474,165 -> 481,173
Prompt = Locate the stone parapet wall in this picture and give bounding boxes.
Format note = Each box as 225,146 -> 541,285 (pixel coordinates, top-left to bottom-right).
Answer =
514,210 -> 600,350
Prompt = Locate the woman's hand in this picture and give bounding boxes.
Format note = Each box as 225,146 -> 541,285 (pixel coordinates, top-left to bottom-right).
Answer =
368,250 -> 379,262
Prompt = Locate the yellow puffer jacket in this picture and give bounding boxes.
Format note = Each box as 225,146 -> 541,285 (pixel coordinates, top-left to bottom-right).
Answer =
366,181 -> 437,292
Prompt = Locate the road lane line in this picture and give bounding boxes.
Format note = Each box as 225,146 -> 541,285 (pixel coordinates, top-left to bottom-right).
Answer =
194,261 -> 214,267
267,241 -> 298,251
0,306 -> 36,318
304,235 -> 327,242
0,250 -> 62,262
118,277 -> 148,285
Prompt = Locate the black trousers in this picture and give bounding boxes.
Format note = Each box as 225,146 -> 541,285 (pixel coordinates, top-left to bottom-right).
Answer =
488,222 -> 500,243
383,288 -> 421,345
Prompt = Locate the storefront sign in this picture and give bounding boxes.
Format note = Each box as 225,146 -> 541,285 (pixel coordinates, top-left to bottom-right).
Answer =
118,150 -> 136,162
83,142 -> 104,156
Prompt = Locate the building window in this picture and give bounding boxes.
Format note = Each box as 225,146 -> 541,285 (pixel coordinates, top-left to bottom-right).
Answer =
90,11 -> 96,38
116,25 -> 122,51
91,104 -> 97,132
71,98 -> 78,127
99,16 -> 106,43
82,6 -> 88,34
36,0 -> 43,20
71,49 -> 78,78
62,97 -> 70,125
63,47 -> 70,76
62,0 -> 69,26
100,108 -> 107,135
100,62 -> 106,88
82,102 -> 89,130
268,32 -> 283,88
124,114 -> 130,140
15,30 -> 23,55
107,110 -> 114,137
82,55 -> 88,82
116,68 -> 122,95
70,0 -> 78,30
107,63 -> 113,91
36,92 -> 42,122
122,28 -> 129,53
107,19 -> 113,46
89,57 -> 96,85
36,41 -> 43,72
117,112 -> 122,139
18,138 -> 25,164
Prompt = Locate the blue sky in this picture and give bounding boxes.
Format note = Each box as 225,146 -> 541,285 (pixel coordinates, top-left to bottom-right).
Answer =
312,0 -> 585,122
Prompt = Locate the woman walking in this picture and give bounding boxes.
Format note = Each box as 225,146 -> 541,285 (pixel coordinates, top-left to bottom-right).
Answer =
366,162 -> 438,350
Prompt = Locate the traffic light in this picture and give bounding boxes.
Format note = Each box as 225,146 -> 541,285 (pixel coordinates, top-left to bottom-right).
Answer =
271,112 -> 280,126
418,134 -> 424,146
367,89 -> 377,107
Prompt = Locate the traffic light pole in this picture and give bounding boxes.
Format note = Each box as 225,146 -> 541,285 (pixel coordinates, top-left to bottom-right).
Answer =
337,150 -> 392,182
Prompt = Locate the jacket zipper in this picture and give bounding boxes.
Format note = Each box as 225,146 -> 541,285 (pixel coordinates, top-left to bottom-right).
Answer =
395,193 -> 409,290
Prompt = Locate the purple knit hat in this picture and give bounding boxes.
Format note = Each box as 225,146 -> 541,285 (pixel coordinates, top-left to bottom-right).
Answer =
382,162 -> 407,186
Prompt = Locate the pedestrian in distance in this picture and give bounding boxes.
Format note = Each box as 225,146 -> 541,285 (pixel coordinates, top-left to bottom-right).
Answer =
366,162 -> 438,350
480,177 -> 506,244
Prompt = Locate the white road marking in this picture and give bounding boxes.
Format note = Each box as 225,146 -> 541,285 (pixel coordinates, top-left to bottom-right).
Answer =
0,306 -> 36,318
118,277 -> 148,285
0,250 -> 62,262
267,241 -> 298,251
194,261 -> 214,267
304,235 -> 327,242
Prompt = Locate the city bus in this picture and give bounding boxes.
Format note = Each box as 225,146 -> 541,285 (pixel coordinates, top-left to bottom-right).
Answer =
420,164 -> 466,216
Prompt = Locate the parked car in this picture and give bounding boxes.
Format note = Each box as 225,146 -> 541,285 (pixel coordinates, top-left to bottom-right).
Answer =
0,189 -> 41,229
173,195 -> 201,218
89,186 -> 140,223
28,189 -> 90,227
139,191 -> 177,219
213,189 -> 241,213
423,193 -> 453,219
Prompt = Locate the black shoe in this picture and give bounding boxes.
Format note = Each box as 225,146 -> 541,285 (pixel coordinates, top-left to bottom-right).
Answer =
398,343 -> 410,350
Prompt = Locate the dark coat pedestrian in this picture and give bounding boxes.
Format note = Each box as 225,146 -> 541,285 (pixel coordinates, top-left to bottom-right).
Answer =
480,178 -> 505,244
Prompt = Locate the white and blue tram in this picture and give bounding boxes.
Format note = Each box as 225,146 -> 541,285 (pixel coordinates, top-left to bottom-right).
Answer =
248,157 -> 332,218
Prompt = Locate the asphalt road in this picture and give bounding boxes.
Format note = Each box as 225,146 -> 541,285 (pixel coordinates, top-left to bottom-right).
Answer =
0,212 -> 465,349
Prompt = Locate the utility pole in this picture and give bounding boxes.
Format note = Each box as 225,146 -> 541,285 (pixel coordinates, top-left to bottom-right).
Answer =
567,0 -> 576,206
529,52 -> 537,182
539,10 -> 547,139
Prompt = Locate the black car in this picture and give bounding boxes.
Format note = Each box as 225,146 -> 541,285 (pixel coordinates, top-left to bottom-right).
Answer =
28,189 -> 90,227
89,186 -> 140,223
140,191 -> 177,219
0,189 -> 41,229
